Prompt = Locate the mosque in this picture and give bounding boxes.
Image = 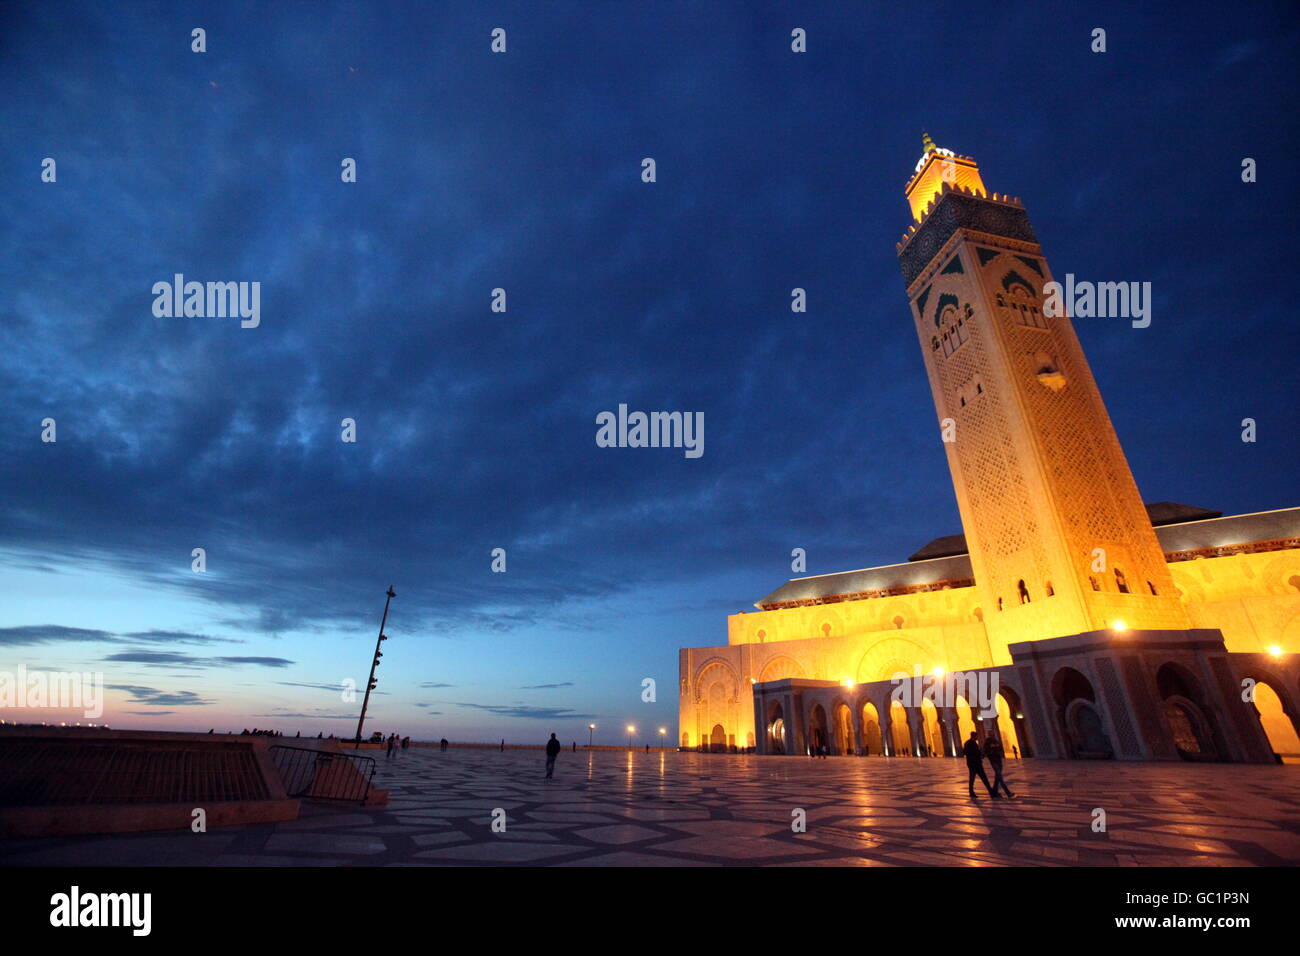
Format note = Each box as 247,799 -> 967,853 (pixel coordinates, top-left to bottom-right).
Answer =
678,137 -> 1300,762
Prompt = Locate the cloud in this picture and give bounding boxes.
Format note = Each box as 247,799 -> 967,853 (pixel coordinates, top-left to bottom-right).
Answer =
102,650 -> 294,668
124,630 -> 244,646
519,682 -> 573,689
418,682 -> 455,688
0,625 -> 116,646
107,684 -> 213,707
274,680 -> 386,695
450,702 -> 598,721
103,651 -> 207,666
0,625 -> 241,647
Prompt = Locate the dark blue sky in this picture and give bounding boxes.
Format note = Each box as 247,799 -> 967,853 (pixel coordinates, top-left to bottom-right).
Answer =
1,1 -> 1297,740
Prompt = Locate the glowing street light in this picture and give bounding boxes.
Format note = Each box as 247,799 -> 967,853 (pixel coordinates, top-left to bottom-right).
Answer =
1111,620 -> 1128,633
658,727 -> 667,750
588,723 -> 596,747
1268,645 -> 1284,658
627,724 -> 636,749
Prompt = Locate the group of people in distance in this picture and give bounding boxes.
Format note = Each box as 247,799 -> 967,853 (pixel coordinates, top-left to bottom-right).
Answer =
379,730 -> 1016,801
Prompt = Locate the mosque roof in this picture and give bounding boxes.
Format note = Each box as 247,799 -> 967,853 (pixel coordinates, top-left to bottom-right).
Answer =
754,505 -> 1300,610
1156,506 -> 1300,555
905,502 -> 1223,561
754,554 -> 975,610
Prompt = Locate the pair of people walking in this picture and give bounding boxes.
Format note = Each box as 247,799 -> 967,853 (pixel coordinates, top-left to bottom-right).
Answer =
963,731 -> 1014,799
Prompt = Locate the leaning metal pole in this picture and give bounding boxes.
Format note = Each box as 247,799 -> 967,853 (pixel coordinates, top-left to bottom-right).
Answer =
353,585 -> 395,748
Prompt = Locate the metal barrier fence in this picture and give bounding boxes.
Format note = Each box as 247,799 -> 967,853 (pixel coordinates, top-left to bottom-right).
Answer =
269,746 -> 376,805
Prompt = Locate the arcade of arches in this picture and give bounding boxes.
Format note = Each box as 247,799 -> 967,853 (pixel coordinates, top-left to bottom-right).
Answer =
736,643 -> 1300,765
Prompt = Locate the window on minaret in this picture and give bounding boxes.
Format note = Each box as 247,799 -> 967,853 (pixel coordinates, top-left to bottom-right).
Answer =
1147,581 -> 1158,595
1001,280 -> 1048,330
1114,568 -> 1130,594
1017,579 -> 1030,604
1045,580 -> 1054,596
938,304 -> 970,357
1089,575 -> 1101,591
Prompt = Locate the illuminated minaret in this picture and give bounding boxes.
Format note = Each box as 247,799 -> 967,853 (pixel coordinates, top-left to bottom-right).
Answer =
896,135 -> 1188,663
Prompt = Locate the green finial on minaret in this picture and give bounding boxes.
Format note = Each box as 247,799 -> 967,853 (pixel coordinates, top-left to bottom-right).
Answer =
921,130 -> 937,154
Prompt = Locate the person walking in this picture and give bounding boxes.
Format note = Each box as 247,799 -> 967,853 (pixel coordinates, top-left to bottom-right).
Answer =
386,733 -> 398,760
984,734 -> 1015,798
544,732 -> 561,780
963,731 -> 998,799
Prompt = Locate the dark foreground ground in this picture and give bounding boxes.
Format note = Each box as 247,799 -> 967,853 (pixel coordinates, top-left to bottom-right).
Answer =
3,749 -> 1298,866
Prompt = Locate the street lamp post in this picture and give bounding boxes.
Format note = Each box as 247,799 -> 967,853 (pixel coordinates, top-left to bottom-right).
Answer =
659,727 -> 667,751
627,724 -> 635,749
588,723 -> 595,748
353,585 -> 395,748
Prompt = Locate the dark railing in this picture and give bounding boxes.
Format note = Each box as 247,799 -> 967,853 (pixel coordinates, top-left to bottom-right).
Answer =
269,746 -> 376,805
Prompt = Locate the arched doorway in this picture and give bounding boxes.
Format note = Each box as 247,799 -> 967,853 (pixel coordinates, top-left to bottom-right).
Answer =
920,699 -> 944,757
833,702 -> 855,755
709,723 -> 726,752
995,688 -> 1031,757
955,695 -> 977,746
888,700 -> 913,756
767,700 -> 787,755
808,704 -> 829,756
1252,681 -> 1300,760
1053,667 -> 1112,759
1155,663 -> 1221,761
861,701 -> 883,756
695,660 -> 740,754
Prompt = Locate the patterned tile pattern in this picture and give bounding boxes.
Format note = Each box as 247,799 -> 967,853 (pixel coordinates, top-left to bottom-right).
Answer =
4,750 -> 1298,866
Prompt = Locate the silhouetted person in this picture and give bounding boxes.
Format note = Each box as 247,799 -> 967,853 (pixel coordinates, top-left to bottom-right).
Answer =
440,737 -> 448,752
545,733 -> 561,779
645,743 -> 649,753
387,733 -> 398,759
401,736 -> 410,750
1012,745 -> 1019,759
984,735 -> 1015,797
572,741 -> 576,752
500,738 -> 505,752
964,731 -> 998,799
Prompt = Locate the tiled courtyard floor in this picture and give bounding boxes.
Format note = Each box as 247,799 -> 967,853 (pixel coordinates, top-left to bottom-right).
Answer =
4,749 -> 1299,866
